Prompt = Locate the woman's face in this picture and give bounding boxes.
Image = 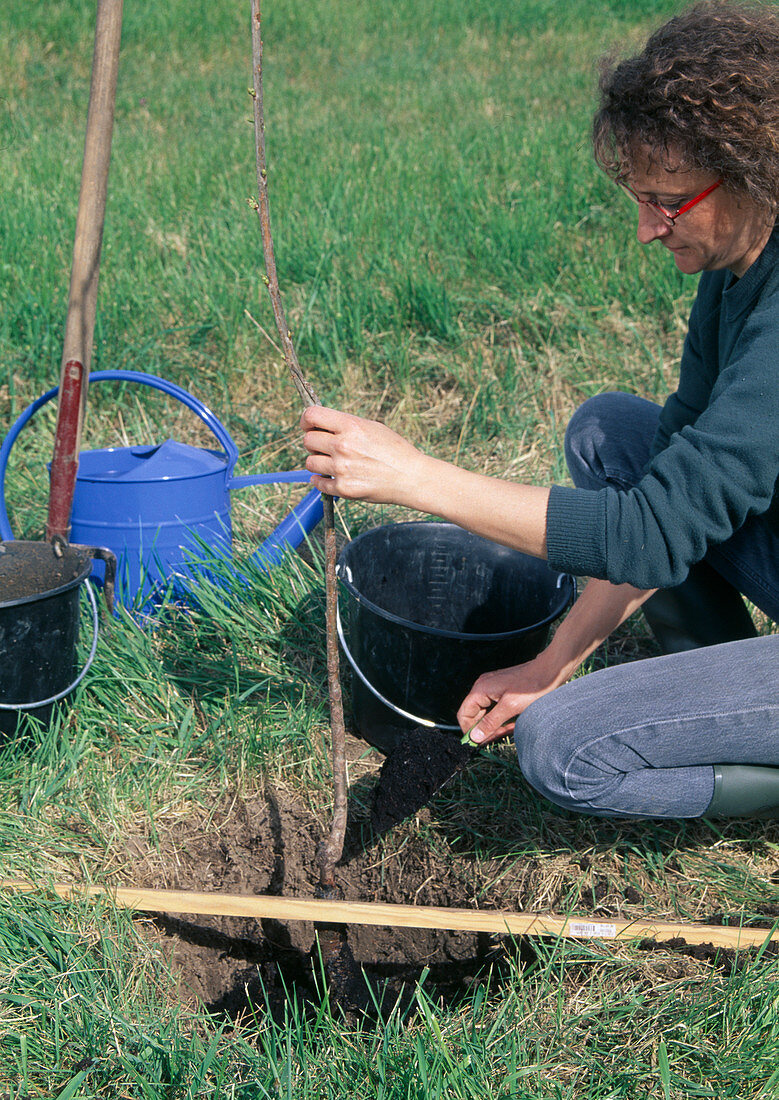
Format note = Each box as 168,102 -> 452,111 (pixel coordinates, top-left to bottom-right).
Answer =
627,149 -> 771,277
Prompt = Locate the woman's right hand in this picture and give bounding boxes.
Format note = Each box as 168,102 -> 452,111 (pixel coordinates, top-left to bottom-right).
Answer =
299,405 -> 552,559
458,579 -> 659,747
457,659 -> 560,746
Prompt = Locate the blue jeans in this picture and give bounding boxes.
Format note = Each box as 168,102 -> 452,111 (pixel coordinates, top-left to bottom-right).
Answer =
514,392 -> 779,818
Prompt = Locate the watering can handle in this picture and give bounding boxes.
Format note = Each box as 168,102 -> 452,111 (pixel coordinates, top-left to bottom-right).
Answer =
0,369 -> 324,560
87,370 -> 242,469
0,370 -> 247,541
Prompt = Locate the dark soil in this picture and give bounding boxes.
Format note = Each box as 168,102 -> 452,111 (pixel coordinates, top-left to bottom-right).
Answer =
371,727 -> 473,834
128,780 -> 529,1024
123,733 -> 778,1024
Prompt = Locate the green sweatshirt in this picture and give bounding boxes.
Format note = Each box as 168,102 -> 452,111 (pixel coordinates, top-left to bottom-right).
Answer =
546,224 -> 779,589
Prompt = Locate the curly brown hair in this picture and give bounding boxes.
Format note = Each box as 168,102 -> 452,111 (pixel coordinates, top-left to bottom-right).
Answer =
592,1 -> 779,217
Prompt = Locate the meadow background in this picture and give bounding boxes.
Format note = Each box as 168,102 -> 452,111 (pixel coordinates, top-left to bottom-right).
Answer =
0,0 -> 778,1096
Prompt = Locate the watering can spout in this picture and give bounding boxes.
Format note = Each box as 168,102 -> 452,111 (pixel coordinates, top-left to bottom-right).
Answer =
251,487 -> 325,570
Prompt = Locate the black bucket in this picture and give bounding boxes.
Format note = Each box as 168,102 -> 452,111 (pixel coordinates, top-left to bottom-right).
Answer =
337,521 -> 575,754
0,540 -> 114,737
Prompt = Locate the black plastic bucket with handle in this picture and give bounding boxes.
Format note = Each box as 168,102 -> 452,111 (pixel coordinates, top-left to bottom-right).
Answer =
337,522 -> 575,754
0,540 -> 114,737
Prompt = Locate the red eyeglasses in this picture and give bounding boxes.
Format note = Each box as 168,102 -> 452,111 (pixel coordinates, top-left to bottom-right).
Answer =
618,179 -> 723,226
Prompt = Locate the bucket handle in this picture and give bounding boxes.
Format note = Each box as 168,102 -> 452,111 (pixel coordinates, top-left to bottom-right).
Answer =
0,579 -> 99,711
335,602 -> 459,732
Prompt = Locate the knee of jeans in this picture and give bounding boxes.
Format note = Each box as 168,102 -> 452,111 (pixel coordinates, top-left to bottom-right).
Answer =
563,394 -> 614,489
514,700 -> 581,811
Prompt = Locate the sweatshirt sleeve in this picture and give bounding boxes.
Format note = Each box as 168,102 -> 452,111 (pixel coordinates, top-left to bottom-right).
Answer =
546,287 -> 779,588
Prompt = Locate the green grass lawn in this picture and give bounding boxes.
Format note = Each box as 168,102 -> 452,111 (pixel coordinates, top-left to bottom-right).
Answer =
1,0 -> 778,1096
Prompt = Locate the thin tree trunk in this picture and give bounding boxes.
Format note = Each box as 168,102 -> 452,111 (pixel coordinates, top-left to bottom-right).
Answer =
249,0 -> 347,892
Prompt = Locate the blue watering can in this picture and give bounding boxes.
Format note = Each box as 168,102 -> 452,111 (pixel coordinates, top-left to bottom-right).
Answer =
0,370 -> 323,609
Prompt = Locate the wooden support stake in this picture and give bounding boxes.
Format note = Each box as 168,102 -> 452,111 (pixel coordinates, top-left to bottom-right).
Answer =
47,0 -> 123,540
2,881 -> 776,950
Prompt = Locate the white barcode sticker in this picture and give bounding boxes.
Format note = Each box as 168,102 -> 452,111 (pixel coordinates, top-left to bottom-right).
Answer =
567,921 -> 618,939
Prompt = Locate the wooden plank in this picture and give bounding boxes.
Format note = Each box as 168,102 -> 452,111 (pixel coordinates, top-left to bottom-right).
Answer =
2,881 -> 776,949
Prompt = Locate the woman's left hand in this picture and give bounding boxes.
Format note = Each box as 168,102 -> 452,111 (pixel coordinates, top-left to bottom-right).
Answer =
301,405 -> 429,505
301,405 -> 552,562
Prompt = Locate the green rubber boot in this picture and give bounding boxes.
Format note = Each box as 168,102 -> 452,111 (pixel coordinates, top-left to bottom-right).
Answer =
643,561 -> 757,654
704,765 -> 779,819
